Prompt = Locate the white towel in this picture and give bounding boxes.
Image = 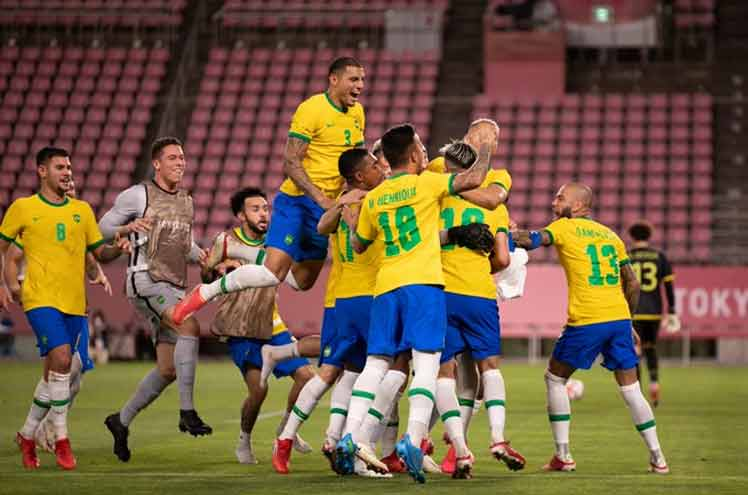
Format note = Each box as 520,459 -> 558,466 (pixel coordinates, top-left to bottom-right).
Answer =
495,248 -> 529,301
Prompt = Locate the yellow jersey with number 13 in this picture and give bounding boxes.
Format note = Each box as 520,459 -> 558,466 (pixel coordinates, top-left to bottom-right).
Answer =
544,217 -> 631,326
356,171 -> 454,296
280,93 -> 366,200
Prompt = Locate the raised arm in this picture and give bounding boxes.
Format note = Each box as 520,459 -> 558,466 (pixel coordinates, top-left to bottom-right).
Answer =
318,189 -> 367,235
283,136 -> 334,210
620,263 -> 641,315
511,228 -> 553,249
450,143 -> 491,194
458,183 -> 507,210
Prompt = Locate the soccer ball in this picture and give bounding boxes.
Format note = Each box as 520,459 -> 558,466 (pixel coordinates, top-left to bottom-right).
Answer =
566,379 -> 585,401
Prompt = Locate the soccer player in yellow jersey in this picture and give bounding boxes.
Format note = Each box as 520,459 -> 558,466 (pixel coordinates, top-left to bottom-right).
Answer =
349,124 -> 491,483
173,57 -> 367,324
0,147 -> 129,471
513,183 -> 669,474
432,141 -> 525,478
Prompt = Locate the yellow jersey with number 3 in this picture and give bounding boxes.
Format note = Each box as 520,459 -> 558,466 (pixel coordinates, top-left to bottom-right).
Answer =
356,171 -> 454,296
280,93 -> 366,199
334,202 -> 380,299
0,194 -> 105,315
545,217 -> 631,326
440,193 -> 509,299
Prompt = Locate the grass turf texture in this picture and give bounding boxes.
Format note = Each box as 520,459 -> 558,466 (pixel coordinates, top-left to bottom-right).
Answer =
0,361 -> 746,494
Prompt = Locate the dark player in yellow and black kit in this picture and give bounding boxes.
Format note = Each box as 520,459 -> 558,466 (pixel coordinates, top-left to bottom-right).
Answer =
627,220 -> 680,407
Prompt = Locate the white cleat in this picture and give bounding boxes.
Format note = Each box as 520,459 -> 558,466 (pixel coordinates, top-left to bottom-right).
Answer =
354,458 -> 393,478
35,418 -> 56,454
423,453 -> 442,474
235,438 -> 258,465
355,442 -> 389,474
259,345 -> 278,388
294,433 -> 312,454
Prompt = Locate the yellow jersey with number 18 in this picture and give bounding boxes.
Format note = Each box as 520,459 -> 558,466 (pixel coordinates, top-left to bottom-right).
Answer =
280,93 -> 366,200
544,217 -> 631,326
0,194 -> 105,315
356,171 -> 454,296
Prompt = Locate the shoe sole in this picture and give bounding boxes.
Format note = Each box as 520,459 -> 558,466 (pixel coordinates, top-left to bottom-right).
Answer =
355,445 -> 388,474
452,464 -> 472,479
494,451 -> 526,471
543,464 -> 576,472
178,424 -> 213,436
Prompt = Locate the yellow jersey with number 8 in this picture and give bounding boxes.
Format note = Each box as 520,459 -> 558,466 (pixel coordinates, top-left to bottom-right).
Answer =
356,171 -> 454,296
0,194 -> 104,315
544,217 -> 631,326
280,93 -> 366,200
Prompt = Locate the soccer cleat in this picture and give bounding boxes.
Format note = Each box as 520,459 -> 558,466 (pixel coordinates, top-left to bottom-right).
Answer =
423,453 -> 442,474
355,442 -> 389,474
35,418 -> 56,454
293,433 -> 312,454
54,438 -> 76,470
335,433 -> 357,475
396,434 -> 426,484
16,432 -> 40,469
452,452 -> 474,480
381,451 -> 406,473
321,440 -> 342,474
542,454 -> 576,472
490,440 -> 526,471
104,413 -> 131,462
171,286 -> 207,326
272,438 -> 293,474
441,444 -> 457,474
235,437 -> 258,465
649,461 -> 670,474
420,437 -> 435,456
178,409 -> 213,436
354,458 -> 393,478
650,383 -> 661,407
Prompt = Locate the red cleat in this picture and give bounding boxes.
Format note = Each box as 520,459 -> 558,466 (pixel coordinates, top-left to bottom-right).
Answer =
542,454 -> 576,472
441,444 -> 457,474
380,451 -> 406,473
171,286 -> 207,326
55,438 -> 77,470
490,440 -> 526,471
272,438 -> 293,474
420,438 -> 434,456
16,432 -> 40,469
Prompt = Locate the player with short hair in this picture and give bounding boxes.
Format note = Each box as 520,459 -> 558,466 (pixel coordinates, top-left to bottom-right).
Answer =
201,187 -> 316,465
171,57 -> 367,324
100,136 -> 212,463
628,220 -> 679,407
346,123 -> 492,483
269,148 -> 386,476
0,146 -> 129,470
512,183 -> 669,474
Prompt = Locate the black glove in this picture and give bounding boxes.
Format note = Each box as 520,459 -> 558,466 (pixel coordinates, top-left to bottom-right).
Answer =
447,223 -> 495,253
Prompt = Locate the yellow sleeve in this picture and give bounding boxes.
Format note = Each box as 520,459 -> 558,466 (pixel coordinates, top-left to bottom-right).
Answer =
0,199 -> 26,244
615,236 -> 630,267
490,169 -> 512,192
420,171 -> 454,200
356,105 -> 366,146
494,205 -> 510,234
543,218 -> 567,246
427,157 -> 447,173
83,202 -> 105,251
355,195 -> 376,244
288,98 -> 319,143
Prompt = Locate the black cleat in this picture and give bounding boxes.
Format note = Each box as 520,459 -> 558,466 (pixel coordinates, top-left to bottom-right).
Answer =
178,409 -> 213,436
104,413 -> 131,462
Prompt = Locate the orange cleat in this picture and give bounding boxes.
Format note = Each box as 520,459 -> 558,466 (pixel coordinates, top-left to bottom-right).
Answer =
490,440 -> 526,471
441,444 -> 456,474
16,432 -> 40,469
55,438 -> 77,470
171,286 -> 207,326
380,451 -> 406,473
542,454 -> 576,472
272,438 -> 293,474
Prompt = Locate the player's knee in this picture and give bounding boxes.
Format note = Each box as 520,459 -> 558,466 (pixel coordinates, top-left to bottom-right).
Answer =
159,366 -> 177,382
318,365 -> 341,385
294,365 -> 315,384
438,360 -> 456,378
477,355 -> 500,372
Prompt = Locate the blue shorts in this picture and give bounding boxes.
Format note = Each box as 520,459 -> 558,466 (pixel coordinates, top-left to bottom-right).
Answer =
265,192 -> 328,262
441,293 -> 501,364
26,308 -> 91,371
319,306 -> 344,368
228,331 -> 309,379
552,319 -> 639,371
368,285 -> 447,357
328,296 -> 372,371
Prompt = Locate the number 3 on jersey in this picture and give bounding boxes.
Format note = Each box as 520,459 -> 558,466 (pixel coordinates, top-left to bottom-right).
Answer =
632,261 -> 658,291
585,243 -> 619,286
378,206 -> 421,257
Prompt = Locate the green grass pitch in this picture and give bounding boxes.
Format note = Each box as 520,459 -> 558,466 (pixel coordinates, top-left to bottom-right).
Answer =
0,361 -> 746,494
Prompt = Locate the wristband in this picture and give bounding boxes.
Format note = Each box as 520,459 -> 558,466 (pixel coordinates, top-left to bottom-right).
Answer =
528,230 -> 542,250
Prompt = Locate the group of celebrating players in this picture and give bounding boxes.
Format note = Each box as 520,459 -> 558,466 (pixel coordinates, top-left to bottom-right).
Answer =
1,55 -> 673,481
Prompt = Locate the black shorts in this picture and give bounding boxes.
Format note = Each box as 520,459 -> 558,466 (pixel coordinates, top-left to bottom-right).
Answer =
633,319 -> 660,345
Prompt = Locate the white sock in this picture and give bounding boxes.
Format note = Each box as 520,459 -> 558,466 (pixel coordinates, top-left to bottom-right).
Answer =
269,342 -> 300,361
545,370 -> 571,459
436,377 -> 469,458
20,378 -> 50,439
620,382 -> 663,455
48,370 -> 71,440
344,356 -> 389,437
200,264 -> 280,301
455,353 -> 478,435
239,430 -> 250,444
380,391 -> 402,457
326,370 -> 359,444
357,369 -> 406,445
284,270 -> 301,290
482,369 -> 506,444
406,350 -> 440,447
279,375 -> 330,440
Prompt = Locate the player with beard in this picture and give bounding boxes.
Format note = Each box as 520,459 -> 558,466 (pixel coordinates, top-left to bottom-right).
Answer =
201,187 -> 318,465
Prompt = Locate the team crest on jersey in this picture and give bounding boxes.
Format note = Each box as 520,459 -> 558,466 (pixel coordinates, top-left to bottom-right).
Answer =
323,346 -> 332,357
157,295 -> 166,305
284,234 -> 294,245
73,214 -> 81,223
